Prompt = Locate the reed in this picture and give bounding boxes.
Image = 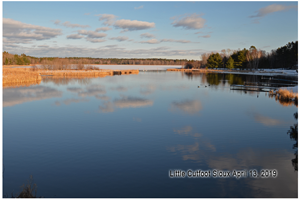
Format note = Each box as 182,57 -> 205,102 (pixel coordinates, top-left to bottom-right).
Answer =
3,68 -> 41,88
3,67 -> 139,88
269,88 -> 298,107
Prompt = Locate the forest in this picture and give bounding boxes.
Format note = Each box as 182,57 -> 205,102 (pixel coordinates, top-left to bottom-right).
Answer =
190,41 -> 298,70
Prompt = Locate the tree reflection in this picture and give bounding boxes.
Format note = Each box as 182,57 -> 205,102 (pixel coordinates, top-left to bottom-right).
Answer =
287,112 -> 298,171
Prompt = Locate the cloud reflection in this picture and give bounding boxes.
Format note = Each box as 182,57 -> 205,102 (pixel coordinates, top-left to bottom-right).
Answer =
3,86 -> 62,107
250,112 -> 286,126
99,102 -> 114,113
170,100 -> 202,115
114,96 -> 153,108
55,98 -> 89,106
173,126 -> 202,137
140,85 -> 156,95
78,85 -> 106,97
110,86 -> 128,92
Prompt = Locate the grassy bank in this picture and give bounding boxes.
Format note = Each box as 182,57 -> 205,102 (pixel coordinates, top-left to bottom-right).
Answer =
3,67 -> 139,88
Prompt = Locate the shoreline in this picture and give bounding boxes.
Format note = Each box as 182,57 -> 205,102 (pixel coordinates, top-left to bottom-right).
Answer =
167,68 -> 298,76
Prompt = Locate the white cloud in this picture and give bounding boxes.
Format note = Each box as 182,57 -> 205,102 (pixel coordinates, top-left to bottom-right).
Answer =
53,20 -> 90,28
110,36 -> 129,42
62,21 -> 90,28
95,27 -> 112,32
172,13 -> 206,30
54,20 -> 61,25
250,4 -> 297,18
85,38 -> 105,43
90,38 -> 105,43
140,33 -> 155,38
139,38 -> 194,44
134,5 -> 143,10
78,30 -> 107,38
67,34 -> 84,39
198,35 -> 211,38
76,29 -> 107,43
37,45 -> 49,48
139,39 -> 160,44
114,19 -> 155,31
4,45 -> 208,59
195,31 -> 203,34
3,18 -> 62,44
97,14 -> 117,26
161,39 -> 192,43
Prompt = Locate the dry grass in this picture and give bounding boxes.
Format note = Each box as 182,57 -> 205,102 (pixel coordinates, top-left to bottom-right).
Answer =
269,88 -> 298,107
3,68 -> 41,88
3,67 -> 139,88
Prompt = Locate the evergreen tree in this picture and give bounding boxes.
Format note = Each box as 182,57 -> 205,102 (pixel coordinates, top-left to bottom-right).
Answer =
234,51 -> 246,68
226,56 -> 234,69
206,53 -> 223,68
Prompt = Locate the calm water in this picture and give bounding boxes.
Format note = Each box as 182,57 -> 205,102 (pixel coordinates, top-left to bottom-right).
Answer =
3,71 -> 298,197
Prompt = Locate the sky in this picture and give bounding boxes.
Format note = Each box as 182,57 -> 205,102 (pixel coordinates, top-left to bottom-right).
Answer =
2,1 -> 298,60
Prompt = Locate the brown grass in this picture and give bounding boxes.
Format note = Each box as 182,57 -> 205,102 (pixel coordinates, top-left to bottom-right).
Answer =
3,68 -> 41,88
3,67 -> 139,88
269,88 -> 298,107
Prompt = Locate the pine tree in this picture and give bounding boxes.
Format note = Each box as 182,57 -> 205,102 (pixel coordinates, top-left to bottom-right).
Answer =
226,56 -> 234,69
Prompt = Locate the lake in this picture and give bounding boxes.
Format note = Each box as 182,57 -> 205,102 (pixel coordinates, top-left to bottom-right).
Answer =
3,71 -> 298,197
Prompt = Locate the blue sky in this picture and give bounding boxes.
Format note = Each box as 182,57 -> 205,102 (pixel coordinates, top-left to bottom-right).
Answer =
3,1 -> 298,60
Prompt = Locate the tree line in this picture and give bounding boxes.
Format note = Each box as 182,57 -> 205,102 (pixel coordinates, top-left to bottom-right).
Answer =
193,41 -> 298,70
2,52 -> 188,67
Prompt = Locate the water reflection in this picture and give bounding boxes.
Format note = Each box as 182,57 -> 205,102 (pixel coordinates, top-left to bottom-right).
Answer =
3,71 -> 297,197
67,85 -> 106,98
3,85 -> 62,107
170,100 -> 202,115
114,96 -> 153,108
54,98 -> 89,106
110,86 -> 128,92
42,77 -> 91,86
99,101 -> 114,113
250,112 -> 286,126
269,92 -> 298,107
173,126 -> 202,137
140,85 -> 156,95
287,112 -> 298,171
168,123 -> 297,197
